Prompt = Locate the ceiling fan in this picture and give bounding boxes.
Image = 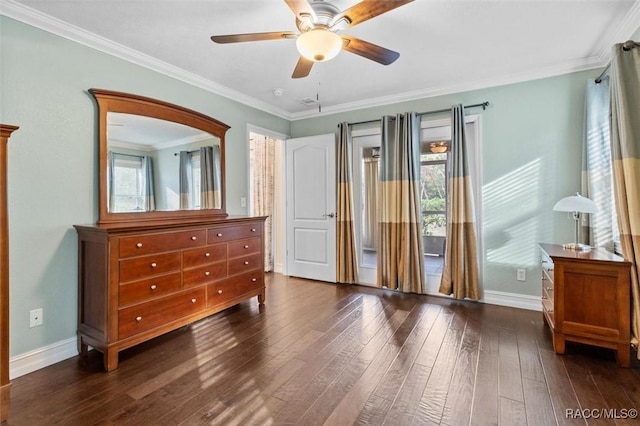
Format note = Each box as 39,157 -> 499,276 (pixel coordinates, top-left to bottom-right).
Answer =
211,0 -> 414,79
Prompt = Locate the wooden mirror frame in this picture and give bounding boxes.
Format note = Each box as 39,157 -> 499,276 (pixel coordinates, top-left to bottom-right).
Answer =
90,89 -> 229,226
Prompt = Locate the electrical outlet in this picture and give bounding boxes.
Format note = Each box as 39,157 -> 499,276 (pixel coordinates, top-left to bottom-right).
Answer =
517,269 -> 526,282
29,308 -> 43,328
240,197 -> 247,207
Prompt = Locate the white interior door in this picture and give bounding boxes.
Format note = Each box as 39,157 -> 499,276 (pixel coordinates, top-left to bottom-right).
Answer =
286,134 -> 336,282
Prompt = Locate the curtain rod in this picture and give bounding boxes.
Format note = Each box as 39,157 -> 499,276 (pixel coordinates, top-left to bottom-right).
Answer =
596,40 -> 638,84
340,101 -> 490,128
173,149 -> 199,156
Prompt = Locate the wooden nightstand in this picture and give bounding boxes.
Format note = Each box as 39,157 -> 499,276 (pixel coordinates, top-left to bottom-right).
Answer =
539,243 -> 632,367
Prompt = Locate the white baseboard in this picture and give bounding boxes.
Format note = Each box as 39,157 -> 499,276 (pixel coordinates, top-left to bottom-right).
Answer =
482,289 -> 542,312
9,336 -> 79,379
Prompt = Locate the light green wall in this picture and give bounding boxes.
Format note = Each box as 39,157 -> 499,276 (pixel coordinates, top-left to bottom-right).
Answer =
291,70 -> 602,297
0,16 -> 289,356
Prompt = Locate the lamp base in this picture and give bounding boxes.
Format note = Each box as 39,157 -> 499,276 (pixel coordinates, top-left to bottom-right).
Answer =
562,243 -> 592,251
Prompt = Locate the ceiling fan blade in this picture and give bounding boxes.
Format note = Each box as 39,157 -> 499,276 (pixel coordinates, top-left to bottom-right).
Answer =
333,0 -> 413,28
341,35 -> 400,65
292,56 -> 314,79
211,31 -> 296,44
284,0 -> 316,27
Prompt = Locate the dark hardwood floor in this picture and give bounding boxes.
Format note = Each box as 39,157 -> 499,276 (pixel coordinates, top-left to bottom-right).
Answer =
6,273 -> 640,425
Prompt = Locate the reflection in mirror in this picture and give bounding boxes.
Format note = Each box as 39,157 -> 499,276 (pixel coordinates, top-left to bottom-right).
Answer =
107,113 -> 221,212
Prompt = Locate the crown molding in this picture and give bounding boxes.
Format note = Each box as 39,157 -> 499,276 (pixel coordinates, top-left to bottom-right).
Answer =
594,0 -> 640,63
0,0 -> 291,120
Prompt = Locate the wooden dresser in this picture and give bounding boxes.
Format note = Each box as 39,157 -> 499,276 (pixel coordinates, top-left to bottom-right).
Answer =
539,243 -> 631,367
75,217 -> 265,371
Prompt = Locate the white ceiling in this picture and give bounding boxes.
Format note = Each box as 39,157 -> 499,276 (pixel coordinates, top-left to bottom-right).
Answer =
5,0 -> 640,119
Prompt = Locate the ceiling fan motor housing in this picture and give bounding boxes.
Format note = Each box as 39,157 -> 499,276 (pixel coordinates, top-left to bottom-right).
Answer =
296,1 -> 349,32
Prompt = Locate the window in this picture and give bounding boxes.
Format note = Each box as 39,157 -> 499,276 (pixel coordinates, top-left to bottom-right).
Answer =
111,154 -> 144,212
420,148 -> 448,256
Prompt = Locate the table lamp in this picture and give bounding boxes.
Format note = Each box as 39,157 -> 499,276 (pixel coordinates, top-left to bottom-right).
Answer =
553,192 -> 598,250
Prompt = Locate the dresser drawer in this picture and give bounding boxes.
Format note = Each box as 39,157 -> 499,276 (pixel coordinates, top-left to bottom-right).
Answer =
208,222 -> 263,243
118,288 -> 206,340
228,237 -> 261,258
207,271 -> 263,307
119,272 -> 181,306
120,252 -> 181,283
183,261 -> 227,288
228,253 -> 262,276
119,229 -> 206,258
183,244 -> 227,269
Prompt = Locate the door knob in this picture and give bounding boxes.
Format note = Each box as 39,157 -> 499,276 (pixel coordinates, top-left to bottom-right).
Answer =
323,213 -> 336,218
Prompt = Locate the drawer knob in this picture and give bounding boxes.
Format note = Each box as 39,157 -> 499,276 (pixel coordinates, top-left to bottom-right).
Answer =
251,278 -> 257,282
205,271 -> 211,276
244,261 -> 250,265
205,252 -> 211,257
218,289 -> 223,294
191,236 -> 197,241
217,233 -> 223,237
251,228 -> 256,232
244,245 -> 249,249
150,285 -> 157,290
136,316 -> 142,322
136,243 -> 143,248
191,298 -> 197,303
151,262 -> 157,268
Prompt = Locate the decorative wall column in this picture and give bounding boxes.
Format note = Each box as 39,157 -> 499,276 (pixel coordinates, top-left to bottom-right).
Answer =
1,124 -> 19,423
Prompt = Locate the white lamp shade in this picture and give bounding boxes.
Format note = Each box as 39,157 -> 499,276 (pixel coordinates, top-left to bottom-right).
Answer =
296,29 -> 342,62
553,193 -> 598,213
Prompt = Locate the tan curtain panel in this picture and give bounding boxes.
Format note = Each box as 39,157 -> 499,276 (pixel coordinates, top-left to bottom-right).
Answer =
336,123 -> 359,284
439,105 -> 480,300
377,113 -> 425,293
610,41 -> 640,357
250,135 -> 275,272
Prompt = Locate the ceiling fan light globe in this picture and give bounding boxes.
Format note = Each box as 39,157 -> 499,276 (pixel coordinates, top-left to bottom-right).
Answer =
296,29 -> 342,62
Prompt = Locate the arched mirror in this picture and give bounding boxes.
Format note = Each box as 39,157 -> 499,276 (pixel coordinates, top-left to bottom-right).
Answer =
90,89 -> 229,225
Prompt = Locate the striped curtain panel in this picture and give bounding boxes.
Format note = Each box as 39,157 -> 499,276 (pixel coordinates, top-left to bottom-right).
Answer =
200,145 -> 221,209
610,42 -> 640,358
377,113 -> 425,293
178,151 -> 192,209
141,156 -> 155,212
337,123 -> 359,283
439,105 -> 480,300
250,134 -> 275,272
581,77 -> 618,250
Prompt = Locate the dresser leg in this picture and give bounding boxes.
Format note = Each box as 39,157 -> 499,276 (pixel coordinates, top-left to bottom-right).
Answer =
616,343 -> 630,367
258,291 -> 265,305
553,333 -> 565,354
103,348 -> 119,372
